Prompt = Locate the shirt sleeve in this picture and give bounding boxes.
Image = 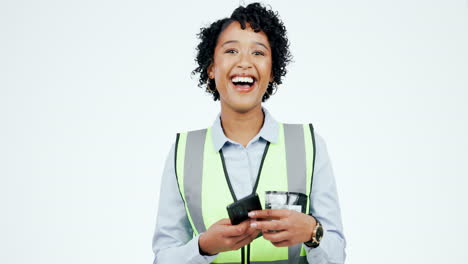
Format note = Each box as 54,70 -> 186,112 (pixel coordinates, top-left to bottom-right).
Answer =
305,133 -> 347,264
152,143 -> 219,264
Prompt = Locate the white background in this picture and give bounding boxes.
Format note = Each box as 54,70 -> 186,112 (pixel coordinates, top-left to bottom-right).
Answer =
1,0 -> 467,263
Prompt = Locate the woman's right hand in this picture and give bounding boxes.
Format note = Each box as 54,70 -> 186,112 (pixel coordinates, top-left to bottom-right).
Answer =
198,218 -> 259,255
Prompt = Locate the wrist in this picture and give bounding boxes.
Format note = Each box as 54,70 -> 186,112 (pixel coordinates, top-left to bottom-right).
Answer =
198,233 -> 215,256
304,214 -> 323,248
305,214 -> 316,242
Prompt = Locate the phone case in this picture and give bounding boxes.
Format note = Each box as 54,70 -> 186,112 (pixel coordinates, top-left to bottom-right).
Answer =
226,193 -> 262,225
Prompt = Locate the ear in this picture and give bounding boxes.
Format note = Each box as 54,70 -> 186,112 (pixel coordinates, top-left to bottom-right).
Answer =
270,71 -> 274,83
207,63 -> 214,79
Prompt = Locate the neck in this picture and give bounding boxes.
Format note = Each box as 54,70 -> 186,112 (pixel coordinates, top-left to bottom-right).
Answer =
220,105 -> 264,147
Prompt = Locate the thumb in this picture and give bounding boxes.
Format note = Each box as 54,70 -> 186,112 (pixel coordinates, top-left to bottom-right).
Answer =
216,218 -> 232,226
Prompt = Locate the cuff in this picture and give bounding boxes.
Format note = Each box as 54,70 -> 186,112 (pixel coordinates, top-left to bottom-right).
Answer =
187,234 -> 218,264
304,241 -> 330,264
304,228 -> 346,264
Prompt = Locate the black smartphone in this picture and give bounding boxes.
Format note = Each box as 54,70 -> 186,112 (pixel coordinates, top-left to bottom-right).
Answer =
226,193 -> 262,225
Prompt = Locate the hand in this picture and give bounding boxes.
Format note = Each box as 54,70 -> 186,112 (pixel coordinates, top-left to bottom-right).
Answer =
198,218 -> 260,255
248,209 -> 316,247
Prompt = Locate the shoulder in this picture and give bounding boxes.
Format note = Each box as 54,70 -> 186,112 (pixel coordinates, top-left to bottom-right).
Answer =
173,127 -> 211,156
176,127 -> 210,137
312,129 -> 327,151
281,122 -> 327,146
173,127 -> 210,148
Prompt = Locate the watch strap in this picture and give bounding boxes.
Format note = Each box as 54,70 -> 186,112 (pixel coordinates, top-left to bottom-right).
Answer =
304,214 -> 322,248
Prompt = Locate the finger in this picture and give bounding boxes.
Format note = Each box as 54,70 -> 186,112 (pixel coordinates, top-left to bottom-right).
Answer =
243,227 -> 260,239
249,230 -> 261,240
248,209 -> 291,219
272,240 -> 292,247
217,218 -> 233,225
222,220 -> 250,237
251,219 -> 287,231
246,227 -> 259,237
245,221 -> 260,234
262,230 -> 289,243
226,231 -> 253,242
232,231 -> 257,250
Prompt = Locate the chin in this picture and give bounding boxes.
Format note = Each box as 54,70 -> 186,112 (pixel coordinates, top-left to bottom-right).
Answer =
231,101 -> 262,114
220,91 -> 265,114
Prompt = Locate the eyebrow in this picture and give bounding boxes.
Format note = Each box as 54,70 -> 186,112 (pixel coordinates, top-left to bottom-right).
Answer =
221,40 -> 270,51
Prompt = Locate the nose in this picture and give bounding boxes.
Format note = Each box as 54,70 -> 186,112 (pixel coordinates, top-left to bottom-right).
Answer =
236,52 -> 253,69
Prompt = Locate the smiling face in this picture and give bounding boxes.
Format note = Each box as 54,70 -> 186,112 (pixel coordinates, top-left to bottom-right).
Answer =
208,21 -> 273,114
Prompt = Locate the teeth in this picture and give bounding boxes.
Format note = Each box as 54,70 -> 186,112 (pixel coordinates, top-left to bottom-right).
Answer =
231,76 -> 254,83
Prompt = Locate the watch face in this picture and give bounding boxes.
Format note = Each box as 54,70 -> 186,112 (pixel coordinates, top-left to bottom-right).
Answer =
316,225 -> 324,241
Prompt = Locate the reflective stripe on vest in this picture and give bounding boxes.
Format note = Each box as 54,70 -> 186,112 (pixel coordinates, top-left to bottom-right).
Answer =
175,123 -> 316,264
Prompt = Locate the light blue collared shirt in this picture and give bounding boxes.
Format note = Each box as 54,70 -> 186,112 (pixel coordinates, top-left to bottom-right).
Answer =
152,108 -> 346,263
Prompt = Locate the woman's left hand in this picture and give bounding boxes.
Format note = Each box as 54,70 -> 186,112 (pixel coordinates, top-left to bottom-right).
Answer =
248,209 -> 316,247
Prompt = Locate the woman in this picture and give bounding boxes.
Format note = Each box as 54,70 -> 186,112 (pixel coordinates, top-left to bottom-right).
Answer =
153,3 -> 346,263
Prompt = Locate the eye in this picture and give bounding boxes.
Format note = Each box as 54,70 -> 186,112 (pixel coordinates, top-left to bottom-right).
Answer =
253,50 -> 265,56
225,49 -> 237,54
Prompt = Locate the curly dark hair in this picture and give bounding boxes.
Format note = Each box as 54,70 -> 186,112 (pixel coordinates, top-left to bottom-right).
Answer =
191,2 -> 292,101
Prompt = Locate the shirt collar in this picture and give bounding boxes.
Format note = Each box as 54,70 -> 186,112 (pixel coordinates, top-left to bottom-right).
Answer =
211,107 -> 279,152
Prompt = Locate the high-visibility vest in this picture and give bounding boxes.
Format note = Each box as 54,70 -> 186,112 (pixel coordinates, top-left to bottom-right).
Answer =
175,123 -> 316,264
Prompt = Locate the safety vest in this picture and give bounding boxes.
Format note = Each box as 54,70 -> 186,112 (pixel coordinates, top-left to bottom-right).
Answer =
175,123 -> 316,264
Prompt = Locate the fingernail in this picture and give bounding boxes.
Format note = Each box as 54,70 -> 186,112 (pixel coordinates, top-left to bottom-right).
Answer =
248,212 -> 255,217
250,221 -> 257,228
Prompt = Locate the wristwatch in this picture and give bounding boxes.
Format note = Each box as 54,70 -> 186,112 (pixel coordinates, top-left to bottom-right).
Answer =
304,214 -> 323,248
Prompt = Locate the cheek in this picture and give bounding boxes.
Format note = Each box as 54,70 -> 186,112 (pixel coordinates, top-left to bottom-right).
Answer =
258,60 -> 272,77
213,61 -> 231,79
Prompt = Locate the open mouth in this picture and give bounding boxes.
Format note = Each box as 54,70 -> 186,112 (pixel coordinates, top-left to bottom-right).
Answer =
231,76 -> 256,92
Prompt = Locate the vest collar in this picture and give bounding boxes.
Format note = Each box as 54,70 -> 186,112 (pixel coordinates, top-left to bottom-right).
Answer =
211,107 -> 279,152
